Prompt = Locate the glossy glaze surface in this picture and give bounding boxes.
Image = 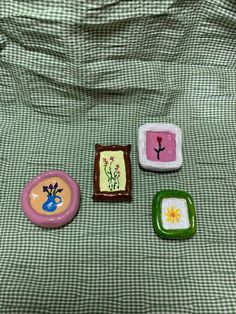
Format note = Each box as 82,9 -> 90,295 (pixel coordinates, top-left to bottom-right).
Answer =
152,190 -> 196,239
93,144 -> 132,202
21,170 -> 80,228
146,131 -> 176,162
99,150 -> 126,192
138,123 -> 182,171
29,177 -> 71,216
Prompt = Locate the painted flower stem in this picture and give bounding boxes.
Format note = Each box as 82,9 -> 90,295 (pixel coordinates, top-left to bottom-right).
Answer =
103,157 -> 121,191
154,136 -> 165,160
43,183 -> 63,195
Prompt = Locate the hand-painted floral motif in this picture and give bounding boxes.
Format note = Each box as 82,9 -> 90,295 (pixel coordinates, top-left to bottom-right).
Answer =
152,190 -> 196,239
102,156 -> 121,191
154,136 -> 165,160
42,182 -> 63,212
165,206 -> 181,223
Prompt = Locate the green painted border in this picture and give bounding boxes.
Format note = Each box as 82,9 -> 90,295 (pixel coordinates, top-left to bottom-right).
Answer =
152,190 -> 197,239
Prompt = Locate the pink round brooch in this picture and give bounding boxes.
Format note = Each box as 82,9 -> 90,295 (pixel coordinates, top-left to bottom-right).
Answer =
21,170 -> 80,228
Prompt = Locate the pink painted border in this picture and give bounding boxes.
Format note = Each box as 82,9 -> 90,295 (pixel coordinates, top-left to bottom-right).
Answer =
21,170 -> 80,228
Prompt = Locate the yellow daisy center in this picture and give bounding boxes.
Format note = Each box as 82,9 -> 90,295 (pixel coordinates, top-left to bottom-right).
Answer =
165,206 -> 181,223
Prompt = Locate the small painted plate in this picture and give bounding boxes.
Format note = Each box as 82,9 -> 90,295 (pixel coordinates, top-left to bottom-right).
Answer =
93,144 -> 132,202
138,123 -> 182,171
21,170 -> 80,228
152,190 -> 196,239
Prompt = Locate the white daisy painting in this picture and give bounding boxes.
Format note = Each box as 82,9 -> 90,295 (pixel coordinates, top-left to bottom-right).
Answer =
161,198 -> 190,230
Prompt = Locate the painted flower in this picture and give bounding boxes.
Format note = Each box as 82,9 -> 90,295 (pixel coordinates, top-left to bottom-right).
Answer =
156,136 -> 162,144
103,157 -> 108,165
43,184 -> 63,195
154,136 -> 165,160
103,156 -> 121,191
43,186 -> 48,193
31,193 -> 39,200
165,206 -> 181,223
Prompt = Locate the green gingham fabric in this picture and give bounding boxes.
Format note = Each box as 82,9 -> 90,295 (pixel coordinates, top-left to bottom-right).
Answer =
0,1 -> 236,313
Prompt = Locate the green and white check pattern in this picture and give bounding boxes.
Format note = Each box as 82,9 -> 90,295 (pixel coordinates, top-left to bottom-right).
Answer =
0,1 -> 236,313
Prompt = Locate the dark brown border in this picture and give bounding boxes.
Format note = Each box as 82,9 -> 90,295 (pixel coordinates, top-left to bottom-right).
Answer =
93,144 -> 132,202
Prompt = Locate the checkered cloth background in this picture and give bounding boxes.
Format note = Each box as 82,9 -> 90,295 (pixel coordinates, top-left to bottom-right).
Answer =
0,1 -> 236,313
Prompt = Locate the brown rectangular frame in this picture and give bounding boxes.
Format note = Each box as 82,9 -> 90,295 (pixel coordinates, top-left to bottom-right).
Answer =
93,144 -> 132,202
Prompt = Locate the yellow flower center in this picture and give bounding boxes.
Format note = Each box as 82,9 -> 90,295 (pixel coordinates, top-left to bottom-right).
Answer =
165,206 -> 181,223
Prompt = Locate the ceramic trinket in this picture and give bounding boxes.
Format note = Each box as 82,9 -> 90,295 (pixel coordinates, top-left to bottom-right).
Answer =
93,144 -> 132,202
138,123 -> 182,171
152,190 -> 196,239
21,170 -> 80,228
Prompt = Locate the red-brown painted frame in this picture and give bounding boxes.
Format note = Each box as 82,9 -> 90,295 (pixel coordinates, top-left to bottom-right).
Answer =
93,144 -> 132,202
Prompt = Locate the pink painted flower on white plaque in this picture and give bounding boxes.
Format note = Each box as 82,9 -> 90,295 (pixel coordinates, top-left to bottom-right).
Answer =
138,123 -> 182,172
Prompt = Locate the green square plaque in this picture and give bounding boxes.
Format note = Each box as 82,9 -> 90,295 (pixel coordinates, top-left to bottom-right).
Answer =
152,190 -> 197,239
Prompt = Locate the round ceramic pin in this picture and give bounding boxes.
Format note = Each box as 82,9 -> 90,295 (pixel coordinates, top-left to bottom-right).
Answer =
21,170 -> 80,228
